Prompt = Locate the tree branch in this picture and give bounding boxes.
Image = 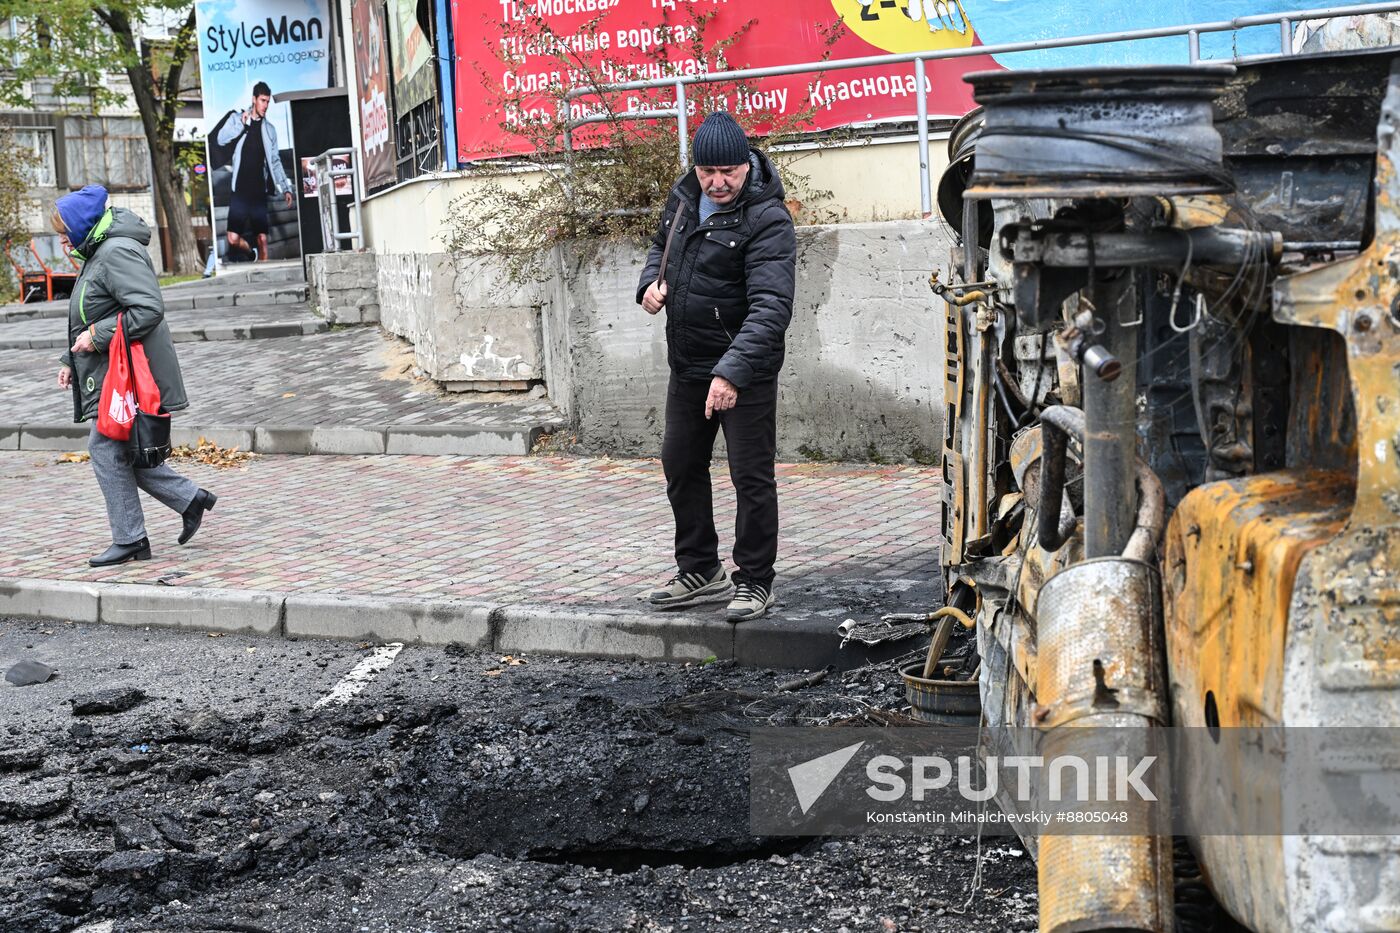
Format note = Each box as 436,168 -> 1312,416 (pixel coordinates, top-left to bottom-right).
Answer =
92,7 -> 123,40
161,6 -> 197,120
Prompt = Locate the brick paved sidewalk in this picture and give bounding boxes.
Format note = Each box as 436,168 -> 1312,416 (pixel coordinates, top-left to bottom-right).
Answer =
0,329 -> 561,432
0,450 -> 941,628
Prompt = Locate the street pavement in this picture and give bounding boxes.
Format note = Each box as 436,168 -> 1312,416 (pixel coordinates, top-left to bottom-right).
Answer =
0,266 -> 945,667
0,329 -> 561,431
0,449 -> 940,629
0,618 -> 1035,933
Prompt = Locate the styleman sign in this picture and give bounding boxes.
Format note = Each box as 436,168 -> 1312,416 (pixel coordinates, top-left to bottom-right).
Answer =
451,0 -> 1001,161
204,15 -> 326,60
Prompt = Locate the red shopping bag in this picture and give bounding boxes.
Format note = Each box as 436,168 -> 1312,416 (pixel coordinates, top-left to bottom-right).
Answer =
96,315 -> 161,441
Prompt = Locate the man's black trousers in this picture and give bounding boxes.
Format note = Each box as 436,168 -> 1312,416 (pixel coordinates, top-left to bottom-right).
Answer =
661,376 -> 778,588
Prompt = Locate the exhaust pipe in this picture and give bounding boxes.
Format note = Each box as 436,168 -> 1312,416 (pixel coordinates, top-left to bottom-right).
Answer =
1036,406 -> 1166,563
1033,405 -> 1174,933
1035,558 -> 1174,933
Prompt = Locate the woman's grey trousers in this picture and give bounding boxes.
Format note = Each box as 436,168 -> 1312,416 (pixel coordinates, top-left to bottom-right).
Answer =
87,422 -> 197,545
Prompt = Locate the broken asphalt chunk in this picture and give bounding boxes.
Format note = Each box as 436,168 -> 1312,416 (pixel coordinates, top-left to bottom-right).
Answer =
55,848 -> 111,876
5,659 -> 55,686
113,815 -> 165,851
247,723 -> 298,754
45,876 -> 92,913
86,750 -> 154,776
0,777 -> 72,820
0,746 -> 45,772
218,843 -> 255,874
166,759 -> 221,784
70,687 -> 146,716
95,848 -> 169,880
152,813 -> 197,852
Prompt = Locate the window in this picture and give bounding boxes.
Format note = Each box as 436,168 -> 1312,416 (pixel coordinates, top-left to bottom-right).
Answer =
62,117 -> 150,190
13,128 -> 56,187
3,18 -> 24,68
395,98 -> 441,183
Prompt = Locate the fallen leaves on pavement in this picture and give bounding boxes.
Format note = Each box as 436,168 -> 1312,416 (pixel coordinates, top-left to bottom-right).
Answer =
54,452 -> 90,464
169,437 -> 257,469
484,656 -> 528,677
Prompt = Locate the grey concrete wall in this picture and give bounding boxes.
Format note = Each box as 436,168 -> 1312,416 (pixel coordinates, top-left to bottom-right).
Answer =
549,242 -> 671,452
375,252 -> 545,387
364,218 -> 952,460
782,223 -> 950,462
307,251 -> 380,325
545,220 -> 951,462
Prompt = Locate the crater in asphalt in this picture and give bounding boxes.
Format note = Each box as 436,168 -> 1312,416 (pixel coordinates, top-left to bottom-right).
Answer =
0,630 -> 1042,932
378,686 -> 810,867
534,840 -> 813,874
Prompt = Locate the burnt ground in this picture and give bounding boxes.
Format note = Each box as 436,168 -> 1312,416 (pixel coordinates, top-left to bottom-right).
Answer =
0,618 -> 1037,933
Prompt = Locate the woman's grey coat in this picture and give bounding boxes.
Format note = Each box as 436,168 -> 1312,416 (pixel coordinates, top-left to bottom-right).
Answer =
61,207 -> 189,423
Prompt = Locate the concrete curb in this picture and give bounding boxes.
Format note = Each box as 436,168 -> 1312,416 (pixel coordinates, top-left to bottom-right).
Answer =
161,286 -> 309,311
187,264 -> 304,287
0,579 -> 101,624
0,286 -> 309,325
0,422 -> 555,457
101,584 -> 283,635
494,605 -> 734,664
0,318 -> 327,350
0,304 -> 64,323
284,593 -> 492,648
0,577 -> 878,670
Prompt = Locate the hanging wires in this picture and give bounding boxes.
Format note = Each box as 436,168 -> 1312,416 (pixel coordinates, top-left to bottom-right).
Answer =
1168,227 -> 1202,334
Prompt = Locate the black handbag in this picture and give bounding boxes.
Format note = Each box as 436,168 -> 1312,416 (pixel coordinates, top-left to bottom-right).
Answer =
122,326 -> 172,469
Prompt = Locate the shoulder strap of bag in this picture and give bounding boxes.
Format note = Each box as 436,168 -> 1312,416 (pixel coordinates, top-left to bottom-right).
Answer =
118,313 -> 143,417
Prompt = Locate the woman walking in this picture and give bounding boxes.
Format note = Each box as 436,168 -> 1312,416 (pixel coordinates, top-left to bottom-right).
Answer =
54,185 -> 218,567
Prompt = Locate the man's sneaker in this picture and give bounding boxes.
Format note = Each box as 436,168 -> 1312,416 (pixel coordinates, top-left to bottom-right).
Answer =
649,567 -> 731,607
726,581 -> 776,622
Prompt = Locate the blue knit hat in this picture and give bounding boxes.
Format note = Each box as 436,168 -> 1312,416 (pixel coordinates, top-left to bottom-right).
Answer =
56,185 -> 109,247
692,112 -> 750,167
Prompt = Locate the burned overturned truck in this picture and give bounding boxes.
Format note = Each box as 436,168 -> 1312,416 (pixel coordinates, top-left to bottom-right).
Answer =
933,48 -> 1400,932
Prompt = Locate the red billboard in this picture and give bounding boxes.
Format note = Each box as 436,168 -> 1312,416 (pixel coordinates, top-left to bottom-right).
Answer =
451,0 -> 1000,162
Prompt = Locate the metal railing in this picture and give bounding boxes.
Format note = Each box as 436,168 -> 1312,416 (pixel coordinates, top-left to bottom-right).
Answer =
312,147 -> 363,253
564,2 -> 1400,218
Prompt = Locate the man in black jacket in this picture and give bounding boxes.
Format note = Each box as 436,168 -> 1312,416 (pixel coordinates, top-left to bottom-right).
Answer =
637,112 -> 797,622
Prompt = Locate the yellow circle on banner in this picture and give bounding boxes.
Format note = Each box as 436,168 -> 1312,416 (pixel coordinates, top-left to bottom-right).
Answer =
832,0 -> 978,54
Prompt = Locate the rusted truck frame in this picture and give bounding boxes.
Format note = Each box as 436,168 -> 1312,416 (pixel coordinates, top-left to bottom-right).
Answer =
936,46 -> 1400,932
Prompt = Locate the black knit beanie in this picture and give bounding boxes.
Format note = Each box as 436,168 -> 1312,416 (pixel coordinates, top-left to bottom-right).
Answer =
692,112 -> 750,167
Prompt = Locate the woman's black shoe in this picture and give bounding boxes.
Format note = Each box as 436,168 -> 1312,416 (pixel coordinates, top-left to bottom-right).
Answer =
90,538 -> 152,567
179,489 -> 217,545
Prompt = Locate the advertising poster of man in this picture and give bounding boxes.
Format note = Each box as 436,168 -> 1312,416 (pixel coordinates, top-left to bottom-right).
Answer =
195,0 -> 333,263
352,0 -> 397,192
